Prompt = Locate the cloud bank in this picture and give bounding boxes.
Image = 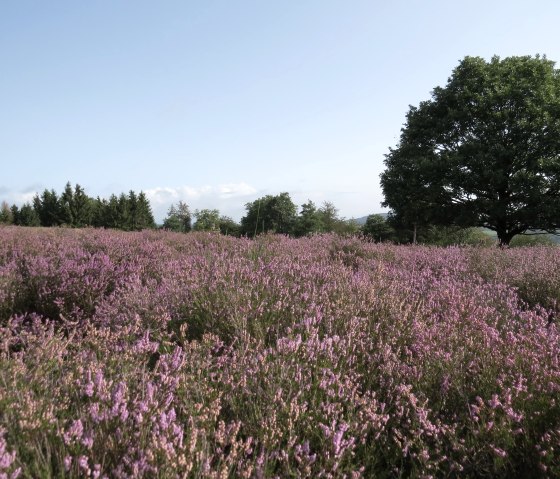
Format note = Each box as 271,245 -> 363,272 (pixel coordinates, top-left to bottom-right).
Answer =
145,182 -> 257,204
145,182 -> 259,222
0,185 -> 41,206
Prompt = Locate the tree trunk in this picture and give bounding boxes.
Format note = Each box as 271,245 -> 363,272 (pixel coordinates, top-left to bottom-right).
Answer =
412,223 -> 417,244
496,229 -> 514,247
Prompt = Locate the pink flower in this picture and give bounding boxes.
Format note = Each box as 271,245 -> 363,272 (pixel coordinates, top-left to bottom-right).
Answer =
63,419 -> 84,445
490,446 -> 507,458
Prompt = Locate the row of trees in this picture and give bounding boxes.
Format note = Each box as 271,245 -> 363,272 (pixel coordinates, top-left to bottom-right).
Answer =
160,202 -> 241,235
239,193 -> 359,237
1,186 -> 365,238
160,193 -> 361,237
3,184 -> 550,245
0,183 -> 155,230
162,204 -> 242,236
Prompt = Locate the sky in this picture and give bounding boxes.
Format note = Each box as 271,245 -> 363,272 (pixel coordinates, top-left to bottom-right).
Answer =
2,0 -> 560,223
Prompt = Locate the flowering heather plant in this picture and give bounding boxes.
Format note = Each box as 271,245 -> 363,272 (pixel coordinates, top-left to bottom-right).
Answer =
0,225 -> 560,477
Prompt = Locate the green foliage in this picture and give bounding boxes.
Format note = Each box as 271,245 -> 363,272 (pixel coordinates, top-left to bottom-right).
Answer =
8,183 -> 156,231
313,201 -> 357,234
33,189 -> 64,226
293,200 -> 359,237
361,214 -> 394,242
386,212 -> 424,244
163,201 -> 192,233
0,201 -> 12,224
294,200 -> 322,237
240,192 -> 297,237
60,181 -> 75,225
131,191 -> 156,230
16,204 -> 40,226
90,191 -> 154,231
218,216 -> 241,237
334,218 -> 360,235
99,194 -> 121,229
9,203 -> 40,227
72,184 -> 94,227
317,201 -> 339,232
117,193 -> 131,228
59,182 -> 94,227
386,213 -> 495,246
6,184 -> 363,241
193,209 -> 220,232
381,55 -> 560,246
509,234 -> 556,247
421,226 -> 495,246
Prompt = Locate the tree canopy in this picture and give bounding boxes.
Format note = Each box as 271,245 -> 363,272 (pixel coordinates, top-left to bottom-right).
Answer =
381,55 -> 560,245
3,183 -> 357,240
240,193 -> 298,237
163,201 -> 192,233
193,209 -> 220,232
294,200 -> 322,237
361,214 -> 394,242
1,183 -> 156,230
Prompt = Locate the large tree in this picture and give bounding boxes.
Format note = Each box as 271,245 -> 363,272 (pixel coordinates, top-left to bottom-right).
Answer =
33,189 -> 63,227
316,201 -> 358,235
132,191 -> 156,230
361,214 -> 394,242
240,192 -> 297,237
193,209 -> 220,232
217,215 -> 241,236
163,201 -> 192,232
381,55 -> 560,245
0,201 -> 12,224
10,203 -> 40,226
60,182 -> 93,227
294,200 -> 322,237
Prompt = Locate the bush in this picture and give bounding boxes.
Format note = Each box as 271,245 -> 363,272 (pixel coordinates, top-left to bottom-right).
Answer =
1,227 -> 560,477
510,234 -> 556,247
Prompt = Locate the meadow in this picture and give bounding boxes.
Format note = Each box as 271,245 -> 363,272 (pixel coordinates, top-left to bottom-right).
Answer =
1,226 -> 560,478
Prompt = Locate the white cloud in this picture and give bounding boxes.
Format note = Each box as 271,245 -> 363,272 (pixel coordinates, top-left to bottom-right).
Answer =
17,191 -> 38,204
0,189 -> 39,206
145,182 -> 258,222
145,182 -> 256,204
217,183 -> 257,198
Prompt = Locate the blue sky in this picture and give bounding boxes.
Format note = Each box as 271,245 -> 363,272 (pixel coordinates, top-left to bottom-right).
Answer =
2,0 -> 560,222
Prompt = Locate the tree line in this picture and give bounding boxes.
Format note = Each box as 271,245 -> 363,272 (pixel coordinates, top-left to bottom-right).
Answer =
161,192 -> 363,237
0,182 -> 155,230
0,184 -> 372,238
1,183 -> 554,246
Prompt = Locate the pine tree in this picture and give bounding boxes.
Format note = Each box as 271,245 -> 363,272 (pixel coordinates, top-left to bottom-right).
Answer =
163,201 -> 191,232
0,201 -> 13,224
136,191 -> 156,229
60,182 -> 74,225
73,184 -> 93,227
17,203 -> 40,226
117,193 -> 130,230
33,189 -> 63,226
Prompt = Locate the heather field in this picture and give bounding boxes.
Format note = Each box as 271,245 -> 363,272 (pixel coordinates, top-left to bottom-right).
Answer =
1,227 -> 560,478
